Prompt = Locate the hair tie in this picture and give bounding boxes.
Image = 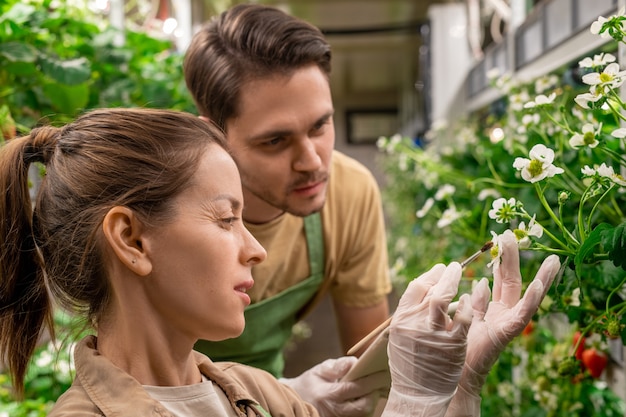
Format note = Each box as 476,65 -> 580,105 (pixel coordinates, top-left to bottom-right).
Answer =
24,126 -> 60,164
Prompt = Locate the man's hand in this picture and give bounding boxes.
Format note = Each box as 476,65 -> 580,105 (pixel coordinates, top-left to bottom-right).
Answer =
445,230 -> 561,417
280,356 -> 389,417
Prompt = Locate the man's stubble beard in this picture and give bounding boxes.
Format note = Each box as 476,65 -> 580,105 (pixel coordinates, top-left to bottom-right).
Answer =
242,172 -> 328,218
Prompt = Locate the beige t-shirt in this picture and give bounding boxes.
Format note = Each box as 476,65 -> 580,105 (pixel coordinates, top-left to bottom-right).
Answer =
143,375 -> 237,417
245,151 -> 391,311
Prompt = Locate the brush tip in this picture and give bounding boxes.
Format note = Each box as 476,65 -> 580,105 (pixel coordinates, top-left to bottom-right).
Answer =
481,241 -> 494,252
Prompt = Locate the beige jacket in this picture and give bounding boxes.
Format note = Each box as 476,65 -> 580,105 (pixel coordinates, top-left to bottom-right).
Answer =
49,336 -> 318,417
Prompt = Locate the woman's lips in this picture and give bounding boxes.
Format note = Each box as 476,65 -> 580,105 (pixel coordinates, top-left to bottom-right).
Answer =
235,279 -> 254,305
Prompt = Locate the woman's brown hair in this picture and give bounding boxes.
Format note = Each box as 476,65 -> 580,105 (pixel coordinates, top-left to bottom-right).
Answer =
0,107 -> 226,397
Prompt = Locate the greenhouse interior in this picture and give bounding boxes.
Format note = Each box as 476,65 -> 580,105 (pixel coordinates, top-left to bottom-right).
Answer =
1,0 -> 626,415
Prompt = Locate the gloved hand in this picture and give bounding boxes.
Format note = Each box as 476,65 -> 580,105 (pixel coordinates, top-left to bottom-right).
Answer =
279,356 -> 390,417
382,262 -> 473,417
444,230 -> 562,417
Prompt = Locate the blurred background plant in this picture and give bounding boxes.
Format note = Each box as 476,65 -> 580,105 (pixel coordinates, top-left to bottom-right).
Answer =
0,312 -> 80,416
377,9 -> 626,417
0,0 -> 195,142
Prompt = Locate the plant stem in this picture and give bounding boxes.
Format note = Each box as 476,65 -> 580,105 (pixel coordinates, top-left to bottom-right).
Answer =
534,182 -> 579,248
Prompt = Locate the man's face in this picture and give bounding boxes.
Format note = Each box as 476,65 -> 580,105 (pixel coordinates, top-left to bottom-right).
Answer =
225,65 -> 335,224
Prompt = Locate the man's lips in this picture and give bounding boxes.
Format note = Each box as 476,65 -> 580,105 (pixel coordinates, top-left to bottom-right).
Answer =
293,181 -> 323,192
290,174 -> 328,193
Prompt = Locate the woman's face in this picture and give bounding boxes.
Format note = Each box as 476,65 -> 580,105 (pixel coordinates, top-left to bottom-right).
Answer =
143,144 -> 266,342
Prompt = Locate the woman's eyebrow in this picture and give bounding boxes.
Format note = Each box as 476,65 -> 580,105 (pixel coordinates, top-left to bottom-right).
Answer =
212,194 -> 241,210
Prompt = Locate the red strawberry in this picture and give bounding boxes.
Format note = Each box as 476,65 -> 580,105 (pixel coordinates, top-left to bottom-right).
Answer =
581,348 -> 608,378
522,321 -> 534,336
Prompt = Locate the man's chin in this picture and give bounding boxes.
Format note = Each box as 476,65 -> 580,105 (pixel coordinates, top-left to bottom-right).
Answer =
285,199 -> 325,217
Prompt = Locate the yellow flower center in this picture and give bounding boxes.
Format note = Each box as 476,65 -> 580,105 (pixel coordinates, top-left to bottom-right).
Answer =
600,72 -> 613,83
513,229 -> 527,240
528,159 -> 544,177
583,131 -> 596,145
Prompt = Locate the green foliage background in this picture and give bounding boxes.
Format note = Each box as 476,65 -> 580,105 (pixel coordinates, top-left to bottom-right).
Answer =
0,0 -> 195,137
377,46 -> 626,416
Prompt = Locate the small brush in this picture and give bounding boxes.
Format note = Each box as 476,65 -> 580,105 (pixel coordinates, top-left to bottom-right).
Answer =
460,241 -> 494,268
346,240 -> 494,356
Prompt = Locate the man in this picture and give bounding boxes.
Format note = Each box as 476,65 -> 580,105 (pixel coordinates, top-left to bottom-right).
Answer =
182,4 -> 561,417
183,4 -> 392,415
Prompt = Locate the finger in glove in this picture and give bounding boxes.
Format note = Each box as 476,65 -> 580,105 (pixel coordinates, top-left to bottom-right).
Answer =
429,262 -> 462,331
395,263 -> 447,315
493,230 -> 522,306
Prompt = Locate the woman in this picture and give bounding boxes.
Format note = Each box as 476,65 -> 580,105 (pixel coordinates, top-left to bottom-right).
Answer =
0,108 -> 476,417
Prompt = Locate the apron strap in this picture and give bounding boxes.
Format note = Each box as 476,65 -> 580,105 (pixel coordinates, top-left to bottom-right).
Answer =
296,212 -> 329,320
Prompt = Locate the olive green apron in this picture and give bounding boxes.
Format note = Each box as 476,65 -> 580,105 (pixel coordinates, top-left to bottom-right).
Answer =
194,212 -> 325,377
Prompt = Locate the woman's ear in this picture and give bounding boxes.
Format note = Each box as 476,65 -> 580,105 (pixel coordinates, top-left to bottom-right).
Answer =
102,206 -> 152,276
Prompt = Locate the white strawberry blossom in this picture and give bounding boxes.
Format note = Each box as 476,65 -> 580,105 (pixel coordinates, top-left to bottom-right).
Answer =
581,163 -> 626,186
478,188 -> 500,201
437,207 -> 464,228
611,128 -> 626,138
590,7 -> 626,38
590,15 -> 611,37
523,93 -> 557,109
415,198 -> 434,218
514,216 -> 544,249
488,197 -> 520,224
569,123 -> 601,148
578,53 -> 616,68
513,144 -> 564,183
434,184 -> 456,200
581,165 -> 597,176
581,63 -> 626,90
509,90 -> 531,111
487,231 -> 503,268
534,75 -> 558,93
574,88 -> 603,109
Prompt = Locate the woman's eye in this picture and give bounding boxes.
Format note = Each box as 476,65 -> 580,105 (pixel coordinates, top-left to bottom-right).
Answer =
222,217 -> 238,228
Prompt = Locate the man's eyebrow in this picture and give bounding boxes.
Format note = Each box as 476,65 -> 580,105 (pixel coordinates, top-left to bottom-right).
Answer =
247,110 -> 335,142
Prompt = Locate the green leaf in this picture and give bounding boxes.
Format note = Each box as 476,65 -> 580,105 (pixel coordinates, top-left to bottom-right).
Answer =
39,55 -> 91,85
601,221 -> 626,270
575,223 -> 612,277
2,60 -> 37,76
42,82 -> 89,115
1,2 -> 36,25
0,41 -> 38,62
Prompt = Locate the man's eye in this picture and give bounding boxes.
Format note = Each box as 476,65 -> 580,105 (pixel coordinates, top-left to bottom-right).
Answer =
312,118 -> 331,134
264,137 -> 284,146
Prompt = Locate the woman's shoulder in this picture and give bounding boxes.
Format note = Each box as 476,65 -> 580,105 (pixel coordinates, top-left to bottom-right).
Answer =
47,383 -> 104,417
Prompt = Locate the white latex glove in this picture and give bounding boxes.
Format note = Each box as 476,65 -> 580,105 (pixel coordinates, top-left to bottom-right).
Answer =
280,356 -> 390,417
382,262 -> 473,417
445,230 -> 562,417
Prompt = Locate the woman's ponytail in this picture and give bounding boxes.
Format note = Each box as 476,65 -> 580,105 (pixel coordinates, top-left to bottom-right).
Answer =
0,128 -> 58,398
